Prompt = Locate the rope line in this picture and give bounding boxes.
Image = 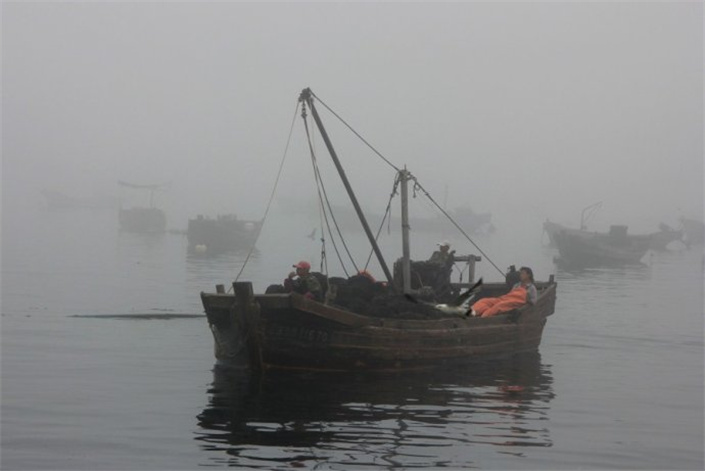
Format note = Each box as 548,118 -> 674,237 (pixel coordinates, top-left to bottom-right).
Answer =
234,101 -> 300,283
364,173 -> 401,270
302,106 -> 359,276
308,123 -> 330,276
303,112 -> 349,277
411,177 -> 505,277
309,90 -> 505,279
310,91 -> 401,173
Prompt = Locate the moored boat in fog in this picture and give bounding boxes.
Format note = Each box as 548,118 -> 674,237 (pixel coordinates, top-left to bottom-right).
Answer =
200,88 -> 557,372
553,224 -> 651,268
187,214 -> 262,254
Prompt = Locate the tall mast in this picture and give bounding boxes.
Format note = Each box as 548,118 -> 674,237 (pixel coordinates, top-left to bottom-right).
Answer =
400,168 -> 412,293
299,88 -> 395,288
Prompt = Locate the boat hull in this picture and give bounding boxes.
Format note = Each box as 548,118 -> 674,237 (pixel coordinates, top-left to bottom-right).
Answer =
201,281 -> 556,372
554,229 -> 650,268
187,215 -> 261,254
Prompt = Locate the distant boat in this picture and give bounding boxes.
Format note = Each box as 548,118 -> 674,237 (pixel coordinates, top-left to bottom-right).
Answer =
187,214 -> 262,254
543,202 -> 603,249
117,181 -> 167,233
545,219 -> 683,255
553,224 -> 652,268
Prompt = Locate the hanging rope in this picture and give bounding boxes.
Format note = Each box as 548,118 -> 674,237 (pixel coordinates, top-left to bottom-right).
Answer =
310,91 -> 401,173
315,178 -> 330,275
364,173 -> 401,270
308,116 -> 329,276
234,101 -> 300,283
301,103 -> 359,276
303,109 -> 349,276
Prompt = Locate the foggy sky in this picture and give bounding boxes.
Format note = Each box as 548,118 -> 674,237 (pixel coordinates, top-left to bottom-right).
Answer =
3,2 -> 703,233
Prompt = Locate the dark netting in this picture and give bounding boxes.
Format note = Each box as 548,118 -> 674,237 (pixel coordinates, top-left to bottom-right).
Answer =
265,272 -> 461,320
329,274 -> 456,320
393,258 -> 457,303
265,284 -> 287,294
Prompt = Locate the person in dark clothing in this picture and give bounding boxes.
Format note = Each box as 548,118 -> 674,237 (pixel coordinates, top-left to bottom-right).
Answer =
284,260 -> 323,301
428,241 -> 455,265
426,241 -> 456,301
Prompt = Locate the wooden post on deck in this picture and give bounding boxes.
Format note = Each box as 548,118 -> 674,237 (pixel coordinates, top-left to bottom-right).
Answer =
467,255 -> 481,284
232,282 -> 254,301
400,168 -> 412,293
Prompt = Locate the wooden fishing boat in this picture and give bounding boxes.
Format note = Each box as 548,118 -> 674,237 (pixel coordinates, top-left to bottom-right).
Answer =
546,220 -> 681,254
202,278 -> 556,371
201,88 -> 557,372
187,214 -> 262,254
553,224 -> 651,268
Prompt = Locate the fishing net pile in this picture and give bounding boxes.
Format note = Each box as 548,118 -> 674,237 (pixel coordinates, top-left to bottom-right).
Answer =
266,272 -> 459,320
329,275 -> 456,320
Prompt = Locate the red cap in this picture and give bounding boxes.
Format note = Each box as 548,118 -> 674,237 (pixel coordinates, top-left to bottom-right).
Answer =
293,261 -> 311,270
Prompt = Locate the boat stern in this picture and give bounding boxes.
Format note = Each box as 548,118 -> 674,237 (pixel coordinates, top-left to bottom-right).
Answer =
201,282 -> 262,368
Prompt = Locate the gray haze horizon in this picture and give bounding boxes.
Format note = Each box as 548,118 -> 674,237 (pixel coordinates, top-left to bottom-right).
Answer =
3,2 -> 703,236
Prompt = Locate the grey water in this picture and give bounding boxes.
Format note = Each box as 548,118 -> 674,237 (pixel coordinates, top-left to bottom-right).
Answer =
2,207 -> 703,470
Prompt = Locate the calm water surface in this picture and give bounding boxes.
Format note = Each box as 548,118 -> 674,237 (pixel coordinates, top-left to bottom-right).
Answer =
2,208 -> 703,470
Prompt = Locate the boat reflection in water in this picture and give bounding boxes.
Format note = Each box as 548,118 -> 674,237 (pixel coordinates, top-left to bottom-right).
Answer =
195,353 -> 554,469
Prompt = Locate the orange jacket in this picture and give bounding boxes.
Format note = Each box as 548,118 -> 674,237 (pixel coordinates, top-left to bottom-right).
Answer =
473,285 -> 528,317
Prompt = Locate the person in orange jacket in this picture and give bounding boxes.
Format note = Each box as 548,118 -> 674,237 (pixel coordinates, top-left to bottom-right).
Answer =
470,267 -> 537,317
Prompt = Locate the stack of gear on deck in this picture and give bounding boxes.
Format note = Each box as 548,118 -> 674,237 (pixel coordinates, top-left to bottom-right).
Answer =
328,274 -> 455,320
267,273 -> 456,320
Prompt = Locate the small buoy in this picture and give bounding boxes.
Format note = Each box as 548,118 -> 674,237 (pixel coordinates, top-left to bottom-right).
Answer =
499,385 -> 524,393
195,244 -> 207,254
